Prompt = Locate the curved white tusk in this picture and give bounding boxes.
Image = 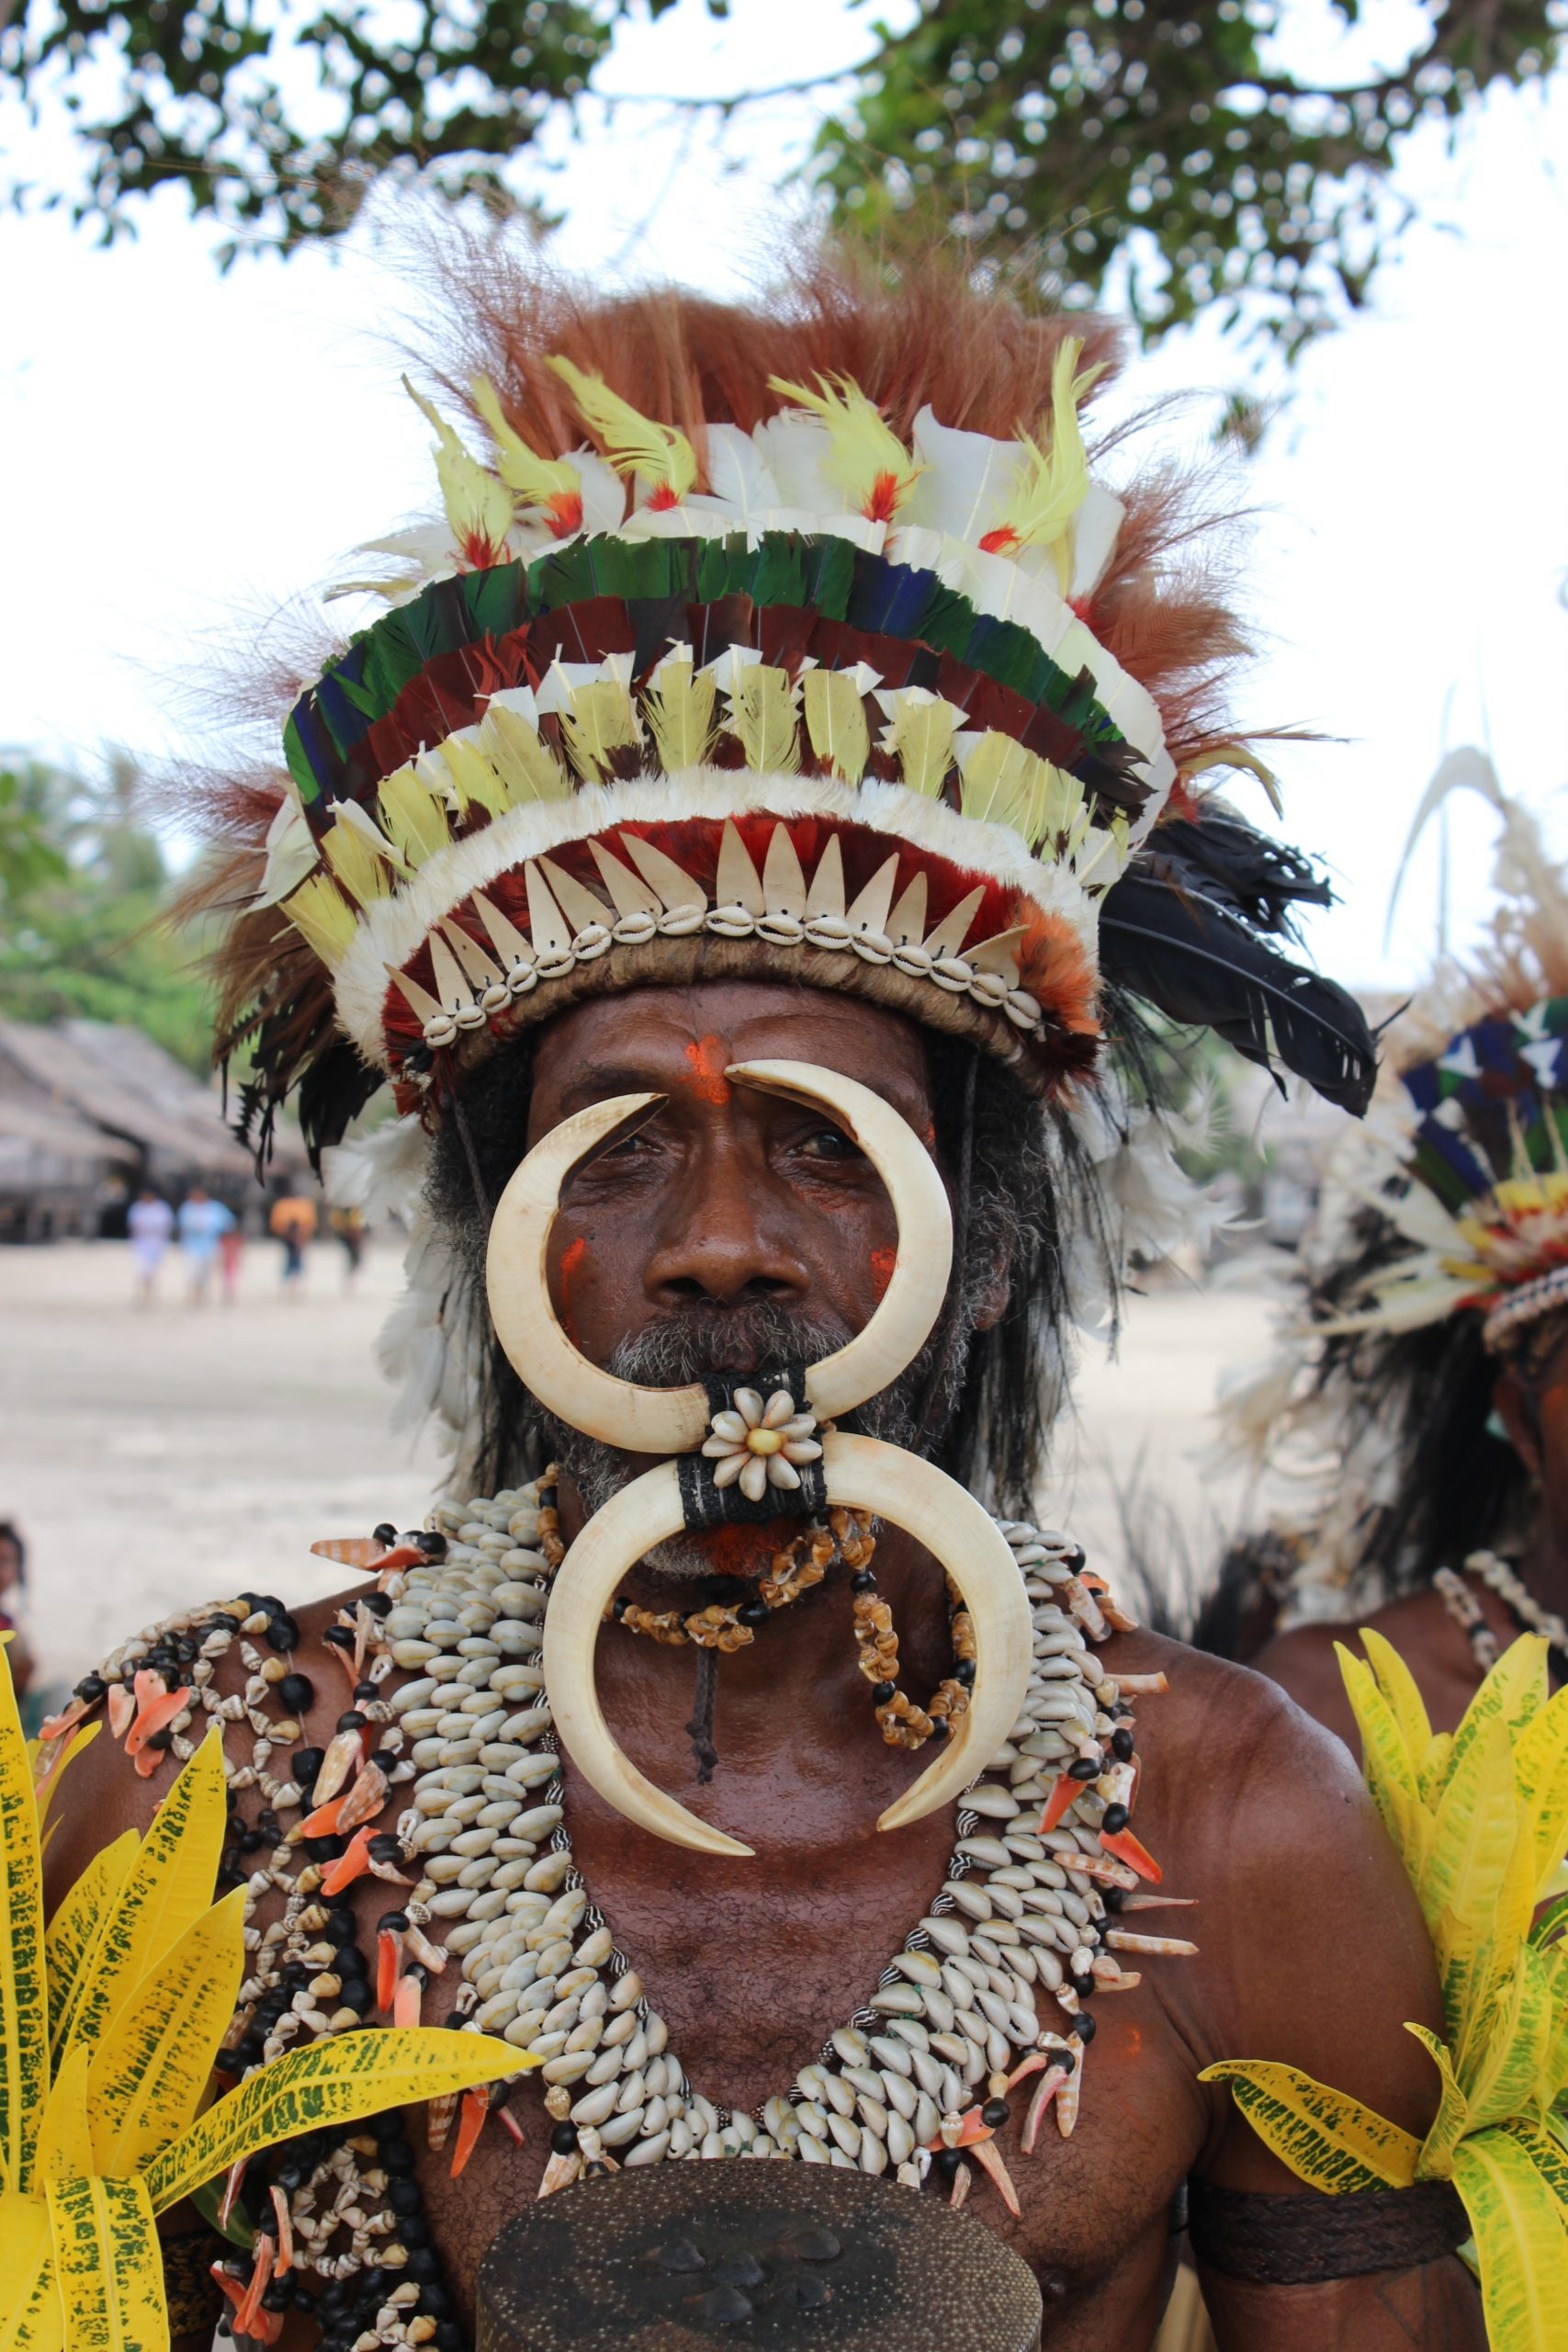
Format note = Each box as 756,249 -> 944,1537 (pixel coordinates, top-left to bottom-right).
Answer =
724,1062 -> 953,1425
485,1092 -> 710,1456
539,1430 -> 1031,1854
539,1459 -> 754,1858
819,1432 -> 1033,1834
485,1065 -> 954,1450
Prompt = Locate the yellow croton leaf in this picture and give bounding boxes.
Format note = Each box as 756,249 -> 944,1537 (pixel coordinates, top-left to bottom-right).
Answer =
1358,1628 -> 1438,1778
85,1886 -> 246,2178
1437,1636 -> 1548,1805
0,2190 -> 61,2352
1498,2115 -> 1568,2214
1513,1690 -> 1568,1902
1337,1646 -> 1431,1886
1458,1946 -> 1558,2137
42,1834 -> 136,2052
0,1639 -> 47,2197
55,1731 -> 227,2066
1404,2025 -> 1471,2181
1198,2061 -> 1419,2192
1425,1705 -> 1528,1970
143,2028 -> 529,2212
1452,2127 -> 1568,2352
44,2169 -> 165,2352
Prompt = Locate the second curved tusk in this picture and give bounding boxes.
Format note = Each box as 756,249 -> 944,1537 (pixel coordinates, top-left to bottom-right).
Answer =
538,1431 -> 1032,1855
539,1459 -> 753,1858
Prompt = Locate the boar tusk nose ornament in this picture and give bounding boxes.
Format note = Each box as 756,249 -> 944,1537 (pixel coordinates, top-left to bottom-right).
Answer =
483,1059 -> 1032,1857
485,1060 -> 953,1449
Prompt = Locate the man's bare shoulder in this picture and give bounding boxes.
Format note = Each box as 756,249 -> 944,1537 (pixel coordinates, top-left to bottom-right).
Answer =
42,1584 -> 370,1915
1109,1628 -> 1443,2143
1254,1586 -> 1467,1749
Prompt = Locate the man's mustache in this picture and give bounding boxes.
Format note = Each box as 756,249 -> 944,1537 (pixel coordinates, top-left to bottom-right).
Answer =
604,1304 -> 852,1388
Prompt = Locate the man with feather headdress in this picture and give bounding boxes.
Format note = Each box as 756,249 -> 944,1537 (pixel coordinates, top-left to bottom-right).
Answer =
1219,758 -> 1568,1742
30,245 -> 1486,2350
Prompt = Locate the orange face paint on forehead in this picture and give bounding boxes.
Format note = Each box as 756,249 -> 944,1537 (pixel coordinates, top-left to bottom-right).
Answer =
682,1035 -> 733,1107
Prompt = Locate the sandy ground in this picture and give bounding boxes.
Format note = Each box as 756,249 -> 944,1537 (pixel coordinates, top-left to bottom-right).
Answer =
0,1240 -> 1274,1689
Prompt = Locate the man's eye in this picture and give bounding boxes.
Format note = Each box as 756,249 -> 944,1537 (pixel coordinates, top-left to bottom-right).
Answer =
801,1127 -> 861,1161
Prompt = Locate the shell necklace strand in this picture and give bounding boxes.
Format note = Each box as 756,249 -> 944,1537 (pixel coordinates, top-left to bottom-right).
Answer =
388,1476 -> 1194,2207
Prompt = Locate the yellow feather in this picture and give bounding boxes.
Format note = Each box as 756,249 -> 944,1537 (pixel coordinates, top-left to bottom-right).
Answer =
886,695 -> 961,800
377,766 -> 451,868
641,660 -> 716,775
436,737 -> 511,821
282,874 -> 357,969
766,372 -> 920,519
470,377 -> 582,514
546,356 -> 696,500
321,814 -> 393,907
558,677 -> 642,786
802,670 -> 870,785
730,666 -> 800,775
992,337 -> 1101,589
402,378 -> 512,562
476,704 -> 571,807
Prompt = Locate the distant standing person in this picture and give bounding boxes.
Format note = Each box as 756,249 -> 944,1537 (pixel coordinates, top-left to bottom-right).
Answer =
268,1186 -> 318,1293
176,1183 -> 235,1306
218,1214 -> 244,1304
330,1204 -> 366,1290
0,1521 -> 35,1713
125,1186 -> 174,1306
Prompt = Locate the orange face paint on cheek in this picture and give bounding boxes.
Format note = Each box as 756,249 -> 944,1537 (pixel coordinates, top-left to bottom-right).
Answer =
683,1035 -> 733,1106
557,1236 -> 588,1344
870,1247 -> 897,1299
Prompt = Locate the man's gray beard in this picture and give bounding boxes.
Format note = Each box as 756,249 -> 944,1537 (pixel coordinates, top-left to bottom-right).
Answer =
542,1300 -> 971,1582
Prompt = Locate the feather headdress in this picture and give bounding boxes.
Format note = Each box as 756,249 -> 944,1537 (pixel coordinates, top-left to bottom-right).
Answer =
177,247 -> 1370,1165
1217,755 -> 1568,1618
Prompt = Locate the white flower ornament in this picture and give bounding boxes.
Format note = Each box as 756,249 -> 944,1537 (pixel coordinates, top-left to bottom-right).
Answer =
702,1386 -> 822,1501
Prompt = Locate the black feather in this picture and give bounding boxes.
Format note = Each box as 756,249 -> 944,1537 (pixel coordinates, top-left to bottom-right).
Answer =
1100,870 -> 1376,1114
1137,803 -> 1333,942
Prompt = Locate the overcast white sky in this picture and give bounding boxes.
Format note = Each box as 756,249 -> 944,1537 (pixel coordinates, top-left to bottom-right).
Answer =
2,0 -> 1565,989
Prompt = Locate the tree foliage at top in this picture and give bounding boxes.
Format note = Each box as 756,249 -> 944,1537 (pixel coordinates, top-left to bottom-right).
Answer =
2,0 -> 677,259
818,0 -> 1564,352
0,755 -> 214,1069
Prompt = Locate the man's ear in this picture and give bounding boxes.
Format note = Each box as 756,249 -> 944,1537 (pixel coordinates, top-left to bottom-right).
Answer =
1494,1367 -> 1542,1478
967,1249 -> 1012,1335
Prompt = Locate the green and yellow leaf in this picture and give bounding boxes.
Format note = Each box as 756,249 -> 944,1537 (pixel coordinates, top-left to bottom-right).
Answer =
1339,1648 -> 1431,1884
0,2188 -> 62,2352
0,1647 -> 48,2194
1198,2061 -> 1419,2192
1406,2024 -> 1471,2179
31,1723 -> 100,1835
43,1834 -> 135,2049
1453,2126 -> 1568,2352
143,2027 -> 529,2211
86,1887 -> 245,2178
1514,1693 -> 1568,1902
32,2045 -> 93,2189
58,1733 -> 227,2064
1498,2115 -> 1568,2212
1425,1706 -> 1526,1965
1437,1636 -> 1547,1805
1359,1627 -> 1437,1783
44,2169 -> 166,2352
1461,1947 -> 1557,2135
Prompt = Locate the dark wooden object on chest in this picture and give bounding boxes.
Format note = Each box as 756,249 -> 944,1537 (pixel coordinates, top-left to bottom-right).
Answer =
476,2163 -> 1043,2351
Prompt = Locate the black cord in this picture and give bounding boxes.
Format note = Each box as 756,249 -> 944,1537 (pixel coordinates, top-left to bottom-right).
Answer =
686,1646 -> 720,1783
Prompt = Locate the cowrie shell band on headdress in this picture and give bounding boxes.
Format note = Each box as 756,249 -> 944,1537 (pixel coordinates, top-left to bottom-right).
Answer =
484,1061 -> 955,1452
482,1059 -> 1032,1853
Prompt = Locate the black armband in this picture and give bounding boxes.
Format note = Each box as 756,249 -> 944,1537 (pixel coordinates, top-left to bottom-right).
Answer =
1188,2177 -> 1469,2285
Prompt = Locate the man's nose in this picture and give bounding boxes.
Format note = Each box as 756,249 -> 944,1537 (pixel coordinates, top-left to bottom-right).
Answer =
641,1149 -> 810,1308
